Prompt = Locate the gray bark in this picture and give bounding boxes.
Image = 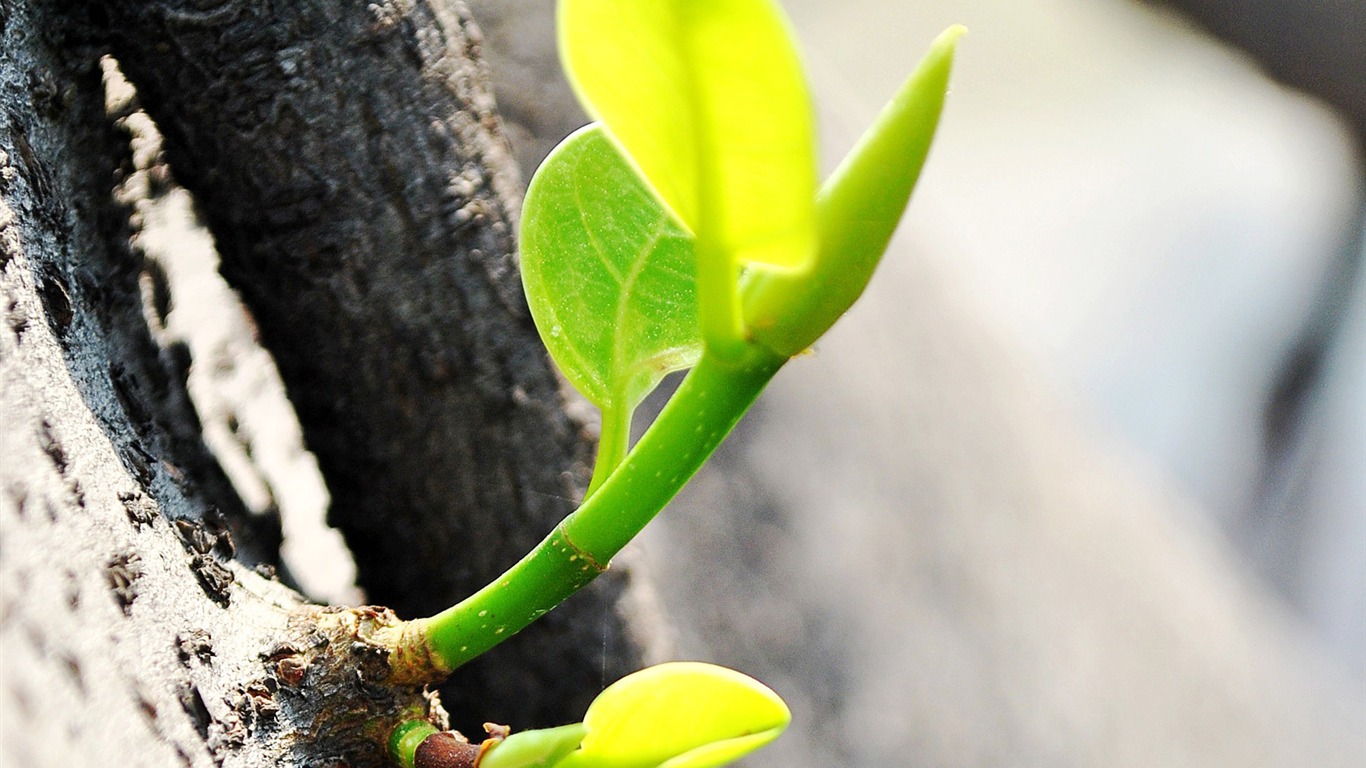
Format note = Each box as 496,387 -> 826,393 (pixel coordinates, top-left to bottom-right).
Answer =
9,0 -> 1363,766
3,0 -> 651,766
92,0 -> 651,733
2,2 -> 439,766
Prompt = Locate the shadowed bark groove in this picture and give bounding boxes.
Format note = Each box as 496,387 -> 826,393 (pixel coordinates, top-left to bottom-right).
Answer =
95,0 -> 650,731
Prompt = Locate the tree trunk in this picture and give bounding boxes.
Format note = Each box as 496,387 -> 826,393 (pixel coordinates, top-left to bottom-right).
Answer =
2,1 -> 653,766
9,1 -> 1365,767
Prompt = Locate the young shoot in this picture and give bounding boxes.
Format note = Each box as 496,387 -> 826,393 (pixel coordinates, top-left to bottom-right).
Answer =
381,0 -> 962,764
391,663 -> 790,768
400,2 -> 962,675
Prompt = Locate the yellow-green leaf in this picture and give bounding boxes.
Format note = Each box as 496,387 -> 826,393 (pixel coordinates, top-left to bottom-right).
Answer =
554,662 -> 790,768
480,725 -> 588,768
558,0 -> 817,275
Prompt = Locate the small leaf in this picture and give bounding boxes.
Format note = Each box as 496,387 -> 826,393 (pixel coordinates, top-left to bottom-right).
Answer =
743,25 -> 965,356
554,662 -> 790,768
480,725 -> 588,768
558,0 -> 818,275
520,123 -> 701,417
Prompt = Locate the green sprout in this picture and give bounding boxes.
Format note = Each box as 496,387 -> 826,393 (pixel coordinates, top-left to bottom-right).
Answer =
382,0 -> 962,764
480,658 -> 792,765
391,663 -> 790,768
408,0 -> 962,675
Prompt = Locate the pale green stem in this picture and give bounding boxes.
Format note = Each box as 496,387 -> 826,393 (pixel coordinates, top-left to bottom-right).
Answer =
695,233 -> 747,363
586,401 -> 632,497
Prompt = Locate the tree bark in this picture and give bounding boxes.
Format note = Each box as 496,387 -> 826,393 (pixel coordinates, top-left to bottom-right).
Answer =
11,0 -> 1362,767
92,0 -> 652,732
2,2 -> 440,766
3,1 -> 653,766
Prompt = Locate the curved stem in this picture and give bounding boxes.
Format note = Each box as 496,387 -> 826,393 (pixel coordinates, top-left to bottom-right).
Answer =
561,348 -> 784,557
416,347 -> 786,672
586,401 -> 632,497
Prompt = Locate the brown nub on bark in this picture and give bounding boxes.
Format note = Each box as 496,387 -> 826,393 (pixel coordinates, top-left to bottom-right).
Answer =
414,732 -> 483,768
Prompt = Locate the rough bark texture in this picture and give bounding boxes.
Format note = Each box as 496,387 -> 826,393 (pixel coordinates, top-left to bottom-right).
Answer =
2,3 -> 443,767
3,0 -> 652,766
93,0 -> 651,732
461,0 -> 586,186
8,0 -> 1364,766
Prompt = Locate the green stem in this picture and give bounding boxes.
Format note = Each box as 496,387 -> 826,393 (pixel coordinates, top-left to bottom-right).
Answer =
586,401 -> 631,497
390,720 -> 439,768
561,347 -> 783,557
696,234 -> 747,363
418,346 -> 786,672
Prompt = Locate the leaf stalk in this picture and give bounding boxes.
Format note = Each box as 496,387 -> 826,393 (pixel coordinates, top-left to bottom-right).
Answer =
415,347 -> 785,672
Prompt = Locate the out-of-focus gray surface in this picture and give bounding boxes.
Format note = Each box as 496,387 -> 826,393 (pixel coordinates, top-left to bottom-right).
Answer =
647,244 -> 1365,767
778,0 -> 1366,679
790,0 -> 1359,524
1263,226 -> 1366,678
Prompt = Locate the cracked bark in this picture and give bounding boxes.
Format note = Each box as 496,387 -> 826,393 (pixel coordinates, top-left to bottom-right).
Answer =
3,0 -> 653,765
4,2 -> 443,765
93,0 -> 653,733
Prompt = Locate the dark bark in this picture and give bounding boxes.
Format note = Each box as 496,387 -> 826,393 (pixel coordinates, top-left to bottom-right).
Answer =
4,1 -> 655,766
3,2 -> 441,766
93,0 -> 650,731
461,0 -> 588,184
6,0 -> 1366,766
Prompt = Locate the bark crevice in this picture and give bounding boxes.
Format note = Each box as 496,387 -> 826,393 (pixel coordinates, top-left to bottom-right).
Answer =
95,0 -> 651,731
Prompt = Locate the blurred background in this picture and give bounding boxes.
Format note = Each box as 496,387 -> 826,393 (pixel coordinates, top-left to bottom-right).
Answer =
781,0 -> 1366,676
467,0 -> 1366,765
